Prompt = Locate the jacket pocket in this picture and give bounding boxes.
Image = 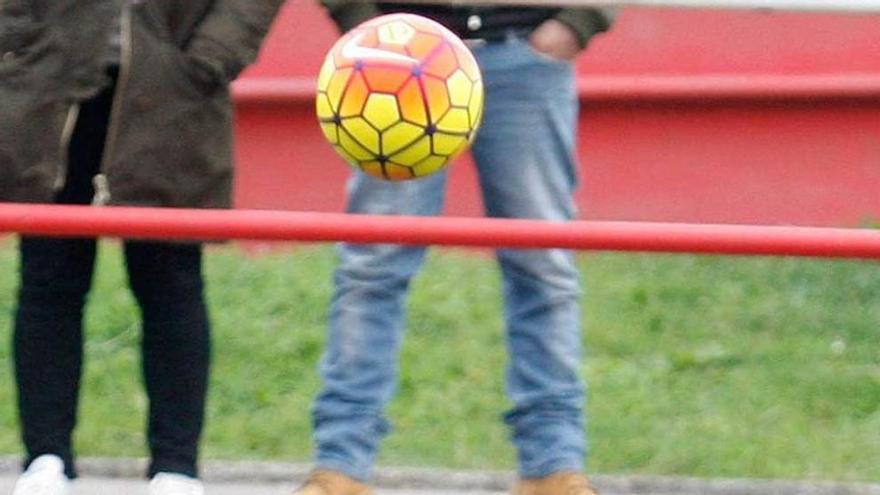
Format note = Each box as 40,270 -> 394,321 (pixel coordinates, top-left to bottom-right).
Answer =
131,1 -> 223,99
165,43 -> 226,98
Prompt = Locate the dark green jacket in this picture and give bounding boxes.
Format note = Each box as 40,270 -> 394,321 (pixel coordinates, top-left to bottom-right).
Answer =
320,1 -> 614,48
0,0 -> 284,208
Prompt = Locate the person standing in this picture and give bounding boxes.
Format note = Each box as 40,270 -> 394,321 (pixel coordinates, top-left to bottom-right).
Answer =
0,1 -> 283,494
296,2 -> 614,495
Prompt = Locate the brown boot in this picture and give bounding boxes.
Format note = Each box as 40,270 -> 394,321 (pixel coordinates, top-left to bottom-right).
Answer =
291,469 -> 374,495
512,471 -> 599,495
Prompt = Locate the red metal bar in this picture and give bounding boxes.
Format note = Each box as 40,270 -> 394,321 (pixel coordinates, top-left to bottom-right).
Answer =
232,74 -> 880,105
1,203 -> 880,258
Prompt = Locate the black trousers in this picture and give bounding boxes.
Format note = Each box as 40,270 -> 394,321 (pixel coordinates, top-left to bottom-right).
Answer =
13,78 -> 210,479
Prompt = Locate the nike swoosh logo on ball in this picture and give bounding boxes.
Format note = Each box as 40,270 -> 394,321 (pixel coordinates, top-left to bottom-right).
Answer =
342,32 -> 418,64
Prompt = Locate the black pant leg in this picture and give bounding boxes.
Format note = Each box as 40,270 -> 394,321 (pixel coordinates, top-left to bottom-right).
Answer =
124,241 -> 211,478
14,237 -> 97,480
13,84 -> 114,479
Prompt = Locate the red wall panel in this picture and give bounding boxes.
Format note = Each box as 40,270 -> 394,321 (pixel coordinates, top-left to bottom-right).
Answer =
233,1 -> 880,226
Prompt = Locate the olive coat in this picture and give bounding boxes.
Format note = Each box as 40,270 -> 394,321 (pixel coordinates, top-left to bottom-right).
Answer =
0,0 -> 285,207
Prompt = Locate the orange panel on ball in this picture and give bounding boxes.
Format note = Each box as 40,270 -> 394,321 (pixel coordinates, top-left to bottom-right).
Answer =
422,76 -> 451,123
423,43 -> 459,78
360,161 -> 416,181
338,72 -> 370,117
407,31 -> 442,60
397,78 -> 428,126
384,162 -> 418,180
362,66 -> 413,93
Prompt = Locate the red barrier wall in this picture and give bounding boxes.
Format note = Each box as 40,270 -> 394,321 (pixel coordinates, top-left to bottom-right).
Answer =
233,1 -> 880,226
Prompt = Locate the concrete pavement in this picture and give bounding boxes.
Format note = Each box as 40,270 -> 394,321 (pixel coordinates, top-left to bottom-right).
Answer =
0,476 -> 506,495
2,457 -> 879,495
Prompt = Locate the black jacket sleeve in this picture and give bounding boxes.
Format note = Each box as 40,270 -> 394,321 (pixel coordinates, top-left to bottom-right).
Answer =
554,7 -> 616,48
319,0 -> 380,33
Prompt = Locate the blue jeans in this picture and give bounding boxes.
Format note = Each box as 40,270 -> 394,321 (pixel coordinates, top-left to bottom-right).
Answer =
313,35 -> 585,481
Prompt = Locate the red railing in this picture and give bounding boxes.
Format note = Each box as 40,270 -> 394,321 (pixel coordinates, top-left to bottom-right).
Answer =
233,74 -> 880,106
1,203 -> 879,259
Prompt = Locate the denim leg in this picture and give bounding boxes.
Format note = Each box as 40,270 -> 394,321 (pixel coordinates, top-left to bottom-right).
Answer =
472,38 -> 586,478
313,171 -> 447,481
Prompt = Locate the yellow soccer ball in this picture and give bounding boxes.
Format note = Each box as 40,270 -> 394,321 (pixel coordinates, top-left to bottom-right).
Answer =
316,13 -> 484,181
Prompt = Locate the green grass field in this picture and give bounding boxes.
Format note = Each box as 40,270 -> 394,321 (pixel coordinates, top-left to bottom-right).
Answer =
0,240 -> 878,482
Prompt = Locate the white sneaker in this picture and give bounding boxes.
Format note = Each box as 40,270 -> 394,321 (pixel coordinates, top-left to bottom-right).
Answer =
11,454 -> 71,495
148,473 -> 205,495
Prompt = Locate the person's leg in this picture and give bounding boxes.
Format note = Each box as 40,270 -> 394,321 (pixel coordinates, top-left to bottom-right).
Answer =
124,241 -> 210,479
13,83 -> 114,480
312,171 -> 446,481
14,237 -> 97,480
471,37 -> 586,478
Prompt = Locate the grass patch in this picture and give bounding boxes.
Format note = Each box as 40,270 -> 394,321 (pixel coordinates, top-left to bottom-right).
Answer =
0,240 -> 878,481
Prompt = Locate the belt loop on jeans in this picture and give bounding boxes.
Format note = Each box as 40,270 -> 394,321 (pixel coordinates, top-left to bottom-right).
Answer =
463,38 -> 487,48
463,27 -> 532,47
